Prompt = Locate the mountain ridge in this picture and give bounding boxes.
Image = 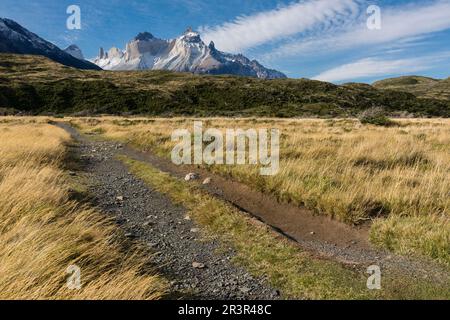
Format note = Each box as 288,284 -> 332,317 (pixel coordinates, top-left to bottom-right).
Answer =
64,45 -> 84,60
94,28 -> 286,79
0,17 -> 100,70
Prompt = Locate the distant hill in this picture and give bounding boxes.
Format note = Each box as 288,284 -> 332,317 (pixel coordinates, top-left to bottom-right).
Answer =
0,18 -> 100,70
373,76 -> 450,101
0,54 -> 448,117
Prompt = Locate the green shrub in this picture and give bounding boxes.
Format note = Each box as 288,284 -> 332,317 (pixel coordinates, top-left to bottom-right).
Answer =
358,107 -> 396,126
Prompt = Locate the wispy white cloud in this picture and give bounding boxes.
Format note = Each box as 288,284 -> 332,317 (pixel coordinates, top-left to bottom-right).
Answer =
313,53 -> 450,82
200,0 -> 360,53
265,0 -> 450,60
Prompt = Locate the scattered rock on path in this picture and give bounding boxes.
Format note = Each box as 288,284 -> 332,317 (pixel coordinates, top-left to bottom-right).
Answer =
192,262 -> 206,269
185,173 -> 199,181
240,286 -> 251,294
125,232 -> 137,239
203,177 -> 212,185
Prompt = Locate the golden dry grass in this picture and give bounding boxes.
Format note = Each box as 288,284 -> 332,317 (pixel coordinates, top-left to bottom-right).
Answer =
70,117 -> 450,266
0,119 -> 167,299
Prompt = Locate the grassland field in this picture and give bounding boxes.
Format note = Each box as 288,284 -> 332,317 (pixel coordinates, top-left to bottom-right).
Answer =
0,116 -> 448,300
68,116 -> 450,267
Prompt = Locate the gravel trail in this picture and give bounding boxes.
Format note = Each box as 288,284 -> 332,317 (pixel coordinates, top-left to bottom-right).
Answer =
61,123 -> 278,300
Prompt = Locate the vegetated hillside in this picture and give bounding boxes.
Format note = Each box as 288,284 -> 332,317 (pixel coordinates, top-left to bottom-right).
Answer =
0,54 -> 448,117
373,76 -> 450,101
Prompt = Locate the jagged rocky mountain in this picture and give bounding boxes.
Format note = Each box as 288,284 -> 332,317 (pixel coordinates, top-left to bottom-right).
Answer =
0,18 -> 100,70
94,28 -> 286,79
64,44 -> 84,60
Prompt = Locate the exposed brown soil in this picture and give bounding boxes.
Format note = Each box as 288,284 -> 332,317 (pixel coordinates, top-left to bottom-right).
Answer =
123,146 -> 375,264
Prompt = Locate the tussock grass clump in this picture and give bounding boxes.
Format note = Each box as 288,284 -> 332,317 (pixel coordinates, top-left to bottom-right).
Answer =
358,107 -> 396,127
371,215 -> 450,267
0,121 -> 167,299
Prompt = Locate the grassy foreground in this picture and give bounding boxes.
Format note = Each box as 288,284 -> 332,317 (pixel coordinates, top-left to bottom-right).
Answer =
71,117 -> 450,267
120,156 -> 450,300
0,119 -> 167,299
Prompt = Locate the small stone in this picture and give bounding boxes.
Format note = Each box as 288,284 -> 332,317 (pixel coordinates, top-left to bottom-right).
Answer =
192,262 -> 206,269
116,196 -> 124,202
184,215 -> 191,221
185,173 -> 199,181
239,287 -> 251,294
202,177 -> 212,185
125,232 -> 137,238
310,231 -> 315,235
190,228 -> 200,233
142,221 -> 153,227
116,218 -> 127,225
68,171 -> 76,176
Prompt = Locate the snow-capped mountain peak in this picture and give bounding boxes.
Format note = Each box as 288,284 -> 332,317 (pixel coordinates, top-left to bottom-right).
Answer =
93,28 -> 286,79
181,27 -> 202,43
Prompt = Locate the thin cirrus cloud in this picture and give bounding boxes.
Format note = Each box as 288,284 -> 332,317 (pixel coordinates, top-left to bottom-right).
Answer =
313,54 -> 450,82
200,0 -> 360,53
264,0 -> 450,60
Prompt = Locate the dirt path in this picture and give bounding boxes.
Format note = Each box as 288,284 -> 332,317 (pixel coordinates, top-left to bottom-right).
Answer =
123,146 -> 373,265
57,122 -> 449,291
121,146 -> 450,282
60,123 -> 278,300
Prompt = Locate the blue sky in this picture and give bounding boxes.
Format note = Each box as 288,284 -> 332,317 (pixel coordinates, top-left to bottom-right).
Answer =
1,0 -> 450,83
